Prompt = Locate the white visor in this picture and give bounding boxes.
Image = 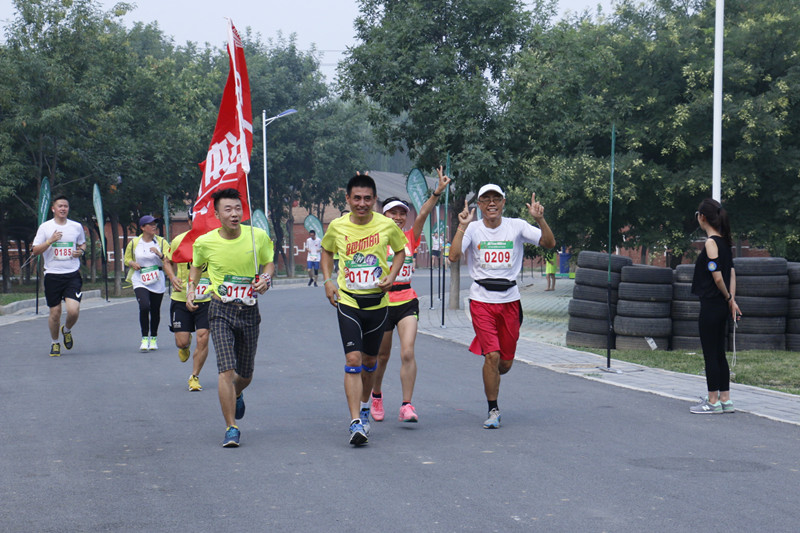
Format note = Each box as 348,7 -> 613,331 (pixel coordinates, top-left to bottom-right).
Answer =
382,200 -> 409,214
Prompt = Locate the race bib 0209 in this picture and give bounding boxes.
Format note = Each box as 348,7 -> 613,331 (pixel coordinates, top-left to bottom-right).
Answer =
344,253 -> 382,290
219,275 -> 256,306
51,241 -> 74,260
478,241 -> 514,270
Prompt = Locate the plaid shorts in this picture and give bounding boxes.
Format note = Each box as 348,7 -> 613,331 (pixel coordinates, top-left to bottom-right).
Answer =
208,298 -> 261,379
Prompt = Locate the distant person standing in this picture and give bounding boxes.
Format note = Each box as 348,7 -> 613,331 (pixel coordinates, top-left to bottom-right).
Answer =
305,230 -> 322,287
32,195 -> 87,357
431,232 -> 441,267
163,212 -> 211,392
125,215 -> 170,352
545,253 -> 557,291
690,198 -> 741,414
448,185 -> 555,429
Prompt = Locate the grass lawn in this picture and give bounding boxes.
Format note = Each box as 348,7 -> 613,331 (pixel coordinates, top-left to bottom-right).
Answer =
0,280 -> 134,306
578,346 -> 800,396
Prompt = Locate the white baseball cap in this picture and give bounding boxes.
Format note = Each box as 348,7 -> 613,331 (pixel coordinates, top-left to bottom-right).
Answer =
477,184 -> 505,199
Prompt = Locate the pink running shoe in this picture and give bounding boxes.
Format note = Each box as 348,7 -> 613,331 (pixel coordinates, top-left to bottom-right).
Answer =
371,393 -> 385,421
398,403 -> 418,423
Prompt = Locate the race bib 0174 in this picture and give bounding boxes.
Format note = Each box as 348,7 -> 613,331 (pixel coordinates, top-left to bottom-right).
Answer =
219,275 -> 256,306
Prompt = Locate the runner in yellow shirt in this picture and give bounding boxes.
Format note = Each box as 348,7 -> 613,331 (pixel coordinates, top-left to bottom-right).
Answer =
163,212 -> 211,392
320,173 -> 407,446
187,188 -> 274,448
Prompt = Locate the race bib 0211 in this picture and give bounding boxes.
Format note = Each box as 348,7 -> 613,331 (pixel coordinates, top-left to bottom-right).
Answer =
140,265 -> 160,285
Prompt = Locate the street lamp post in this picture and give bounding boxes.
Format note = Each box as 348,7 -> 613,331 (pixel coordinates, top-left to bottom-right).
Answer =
262,108 -> 298,219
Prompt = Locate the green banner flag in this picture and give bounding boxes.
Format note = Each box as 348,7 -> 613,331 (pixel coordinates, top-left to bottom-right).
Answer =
406,168 -> 431,250
303,214 -> 323,238
92,183 -> 106,255
38,178 -> 51,226
162,194 -> 170,241
252,208 -> 270,237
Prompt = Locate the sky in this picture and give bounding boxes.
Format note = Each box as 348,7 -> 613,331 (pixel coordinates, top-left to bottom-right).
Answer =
0,0 -> 615,81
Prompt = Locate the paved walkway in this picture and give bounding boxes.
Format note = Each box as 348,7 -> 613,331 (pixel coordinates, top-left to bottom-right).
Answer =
4,273 -> 800,426
418,276 -> 800,427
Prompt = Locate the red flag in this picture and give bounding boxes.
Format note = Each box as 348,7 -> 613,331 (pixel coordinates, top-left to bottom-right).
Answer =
172,19 -> 253,263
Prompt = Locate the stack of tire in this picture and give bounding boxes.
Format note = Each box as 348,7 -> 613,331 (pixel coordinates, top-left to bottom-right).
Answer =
732,257 -> 788,351
613,265 -> 673,350
785,262 -> 800,352
670,264 -> 702,351
566,251 -> 632,349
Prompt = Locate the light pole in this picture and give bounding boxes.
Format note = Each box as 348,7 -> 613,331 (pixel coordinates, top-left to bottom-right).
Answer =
262,108 -> 298,219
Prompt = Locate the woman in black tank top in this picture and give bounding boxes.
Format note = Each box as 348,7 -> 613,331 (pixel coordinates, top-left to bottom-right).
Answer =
689,198 -> 741,414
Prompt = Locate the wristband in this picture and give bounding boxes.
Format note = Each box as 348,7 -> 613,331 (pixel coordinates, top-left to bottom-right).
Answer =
727,294 -> 733,301
432,191 -> 441,197
324,277 -> 336,284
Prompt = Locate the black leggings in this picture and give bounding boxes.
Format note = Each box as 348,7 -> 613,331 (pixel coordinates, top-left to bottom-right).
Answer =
698,297 -> 730,392
134,288 -> 164,337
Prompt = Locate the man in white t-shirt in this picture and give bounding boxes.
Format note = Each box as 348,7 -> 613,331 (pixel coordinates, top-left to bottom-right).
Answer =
305,230 -> 322,287
448,184 -> 555,429
32,195 -> 88,357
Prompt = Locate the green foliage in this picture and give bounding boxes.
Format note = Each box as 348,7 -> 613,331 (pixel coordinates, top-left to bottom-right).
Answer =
503,0 -> 800,257
340,0 -> 531,196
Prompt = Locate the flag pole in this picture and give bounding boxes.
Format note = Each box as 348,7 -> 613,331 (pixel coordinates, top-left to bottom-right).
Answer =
227,20 -> 259,281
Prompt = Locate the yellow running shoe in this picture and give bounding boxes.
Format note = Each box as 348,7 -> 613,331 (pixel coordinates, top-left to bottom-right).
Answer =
188,375 -> 202,391
178,346 -> 190,362
50,342 -> 61,357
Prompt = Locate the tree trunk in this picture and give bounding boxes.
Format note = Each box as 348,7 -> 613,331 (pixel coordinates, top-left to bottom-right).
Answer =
110,213 -> 122,296
16,238 -> 24,286
287,212 -> 295,278
640,246 -> 647,265
0,212 -> 10,293
270,212 -> 288,275
90,225 -> 97,283
24,240 -> 31,283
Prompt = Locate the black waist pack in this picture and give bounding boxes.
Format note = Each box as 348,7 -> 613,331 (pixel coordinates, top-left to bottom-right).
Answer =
389,283 -> 412,292
340,289 -> 385,309
474,278 -> 517,292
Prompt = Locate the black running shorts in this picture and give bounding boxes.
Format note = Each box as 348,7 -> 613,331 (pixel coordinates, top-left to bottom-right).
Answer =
169,299 -> 210,333
384,298 -> 420,332
44,270 -> 83,308
336,302 -> 388,356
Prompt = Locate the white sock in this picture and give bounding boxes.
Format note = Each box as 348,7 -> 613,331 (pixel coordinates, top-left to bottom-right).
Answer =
62,327 -> 71,333
360,401 -> 370,411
